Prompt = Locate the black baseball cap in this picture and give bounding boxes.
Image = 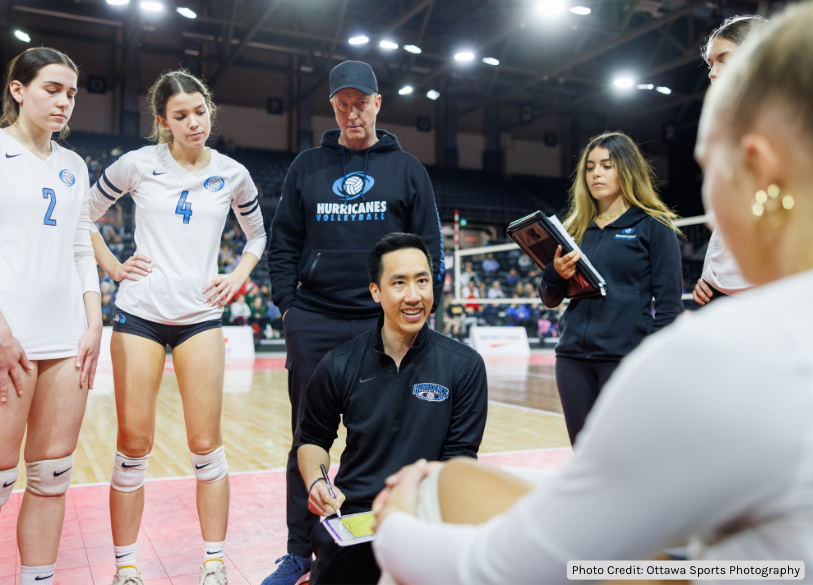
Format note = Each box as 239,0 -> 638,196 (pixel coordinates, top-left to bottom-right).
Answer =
329,61 -> 378,98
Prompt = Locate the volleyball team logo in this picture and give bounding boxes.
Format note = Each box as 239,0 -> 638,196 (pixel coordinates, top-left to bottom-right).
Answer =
59,169 -> 75,186
204,176 -> 225,191
331,171 -> 375,200
413,383 -> 449,402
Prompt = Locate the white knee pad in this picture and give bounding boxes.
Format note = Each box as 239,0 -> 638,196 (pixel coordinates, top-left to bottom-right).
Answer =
111,451 -> 150,493
25,455 -> 73,497
0,466 -> 19,506
190,446 -> 228,483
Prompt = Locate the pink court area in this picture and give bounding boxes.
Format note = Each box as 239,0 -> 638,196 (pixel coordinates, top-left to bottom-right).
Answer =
0,448 -> 570,585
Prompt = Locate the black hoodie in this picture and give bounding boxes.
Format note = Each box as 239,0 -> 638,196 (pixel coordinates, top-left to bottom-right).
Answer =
268,129 -> 445,319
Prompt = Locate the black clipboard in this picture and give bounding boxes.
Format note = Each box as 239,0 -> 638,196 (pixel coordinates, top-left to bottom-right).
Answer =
507,211 -> 606,300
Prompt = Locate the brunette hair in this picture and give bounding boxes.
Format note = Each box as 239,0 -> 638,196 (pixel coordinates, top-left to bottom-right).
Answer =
702,15 -> 767,61
0,47 -> 79,140
564,132 -> 681,244
146,69 -> 218,143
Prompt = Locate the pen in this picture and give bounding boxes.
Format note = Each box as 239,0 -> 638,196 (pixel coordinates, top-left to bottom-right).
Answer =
320,464 -> 341,518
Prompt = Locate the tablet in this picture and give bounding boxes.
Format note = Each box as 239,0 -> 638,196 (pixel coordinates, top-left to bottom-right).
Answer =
323,511 -> 376,547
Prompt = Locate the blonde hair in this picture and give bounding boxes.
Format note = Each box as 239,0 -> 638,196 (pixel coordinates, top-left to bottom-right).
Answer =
146,69 -> 218,143
563,132 -> 682,244
1,47 -> 79,141
706,3 -> 813,144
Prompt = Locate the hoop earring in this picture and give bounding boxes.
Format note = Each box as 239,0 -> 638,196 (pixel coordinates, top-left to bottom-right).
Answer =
753,184 -> 794,228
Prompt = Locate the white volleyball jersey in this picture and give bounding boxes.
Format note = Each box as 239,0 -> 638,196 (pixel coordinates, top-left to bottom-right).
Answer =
0,129 -> 99,359
87,144 -> 267,325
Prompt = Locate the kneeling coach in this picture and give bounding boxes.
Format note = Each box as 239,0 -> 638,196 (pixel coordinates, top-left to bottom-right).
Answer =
298,233 -> 488,584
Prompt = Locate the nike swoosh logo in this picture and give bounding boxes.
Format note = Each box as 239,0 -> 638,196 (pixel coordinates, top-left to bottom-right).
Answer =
153,170 -> 167,175
196,463 -> 210,469
116,553 -> 131,559
206,550 -> 224,555
122,462 -> 141,468
35,575 -> 54,581
53,467 -> 72,477
359,377 -> 376,383
2,480 -> 14,488
5,153 -> 21,158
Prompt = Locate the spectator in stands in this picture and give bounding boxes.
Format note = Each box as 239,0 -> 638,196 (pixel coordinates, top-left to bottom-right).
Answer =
101,293 -> 116,325
481,253 -> 499,274
229,295 -> 251,326
505,268 -> 521,288
523,282 -> 536,298
487,281 -> 505,299
266,59 -> 444,585
464,280 -> 480,310
481,303 -> 502,326
539,131 -> 683,445
443,293 -> 464,338
265,301 -> 283,337
459,262 -> 478,289
250,296 -> 266,323
518,253 -> 533,270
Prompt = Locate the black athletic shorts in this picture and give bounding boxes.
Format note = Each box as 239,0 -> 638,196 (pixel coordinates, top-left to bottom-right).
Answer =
112,309 -> 221,348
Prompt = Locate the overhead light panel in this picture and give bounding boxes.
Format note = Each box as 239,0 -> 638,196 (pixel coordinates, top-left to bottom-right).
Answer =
482,57 -> 500,66
656,86 -> 672,95
106,0 -> 130,4
404,45 -> 422,54
454,51 -> 474,62
140,1 -> 163,11
426,89 -> 441,100
380,40 -> 399,50
613,77 -> 634,89
349,36 -> 369,45
537,0 -> 566,17
14,30 -> 30,43
398,86 -> 413,95
570,6 -> 591,15
637,84 -> 654,90
176,7 -> 196,18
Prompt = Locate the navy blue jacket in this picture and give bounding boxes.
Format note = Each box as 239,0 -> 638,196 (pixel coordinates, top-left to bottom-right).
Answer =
298,314 -> 487,511
268,129 -> 444,319
539,207 -> 683,360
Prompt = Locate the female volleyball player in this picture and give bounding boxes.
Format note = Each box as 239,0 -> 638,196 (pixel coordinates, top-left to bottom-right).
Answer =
692,15 -> 767,305
372,6 -> 813,581
0,48 -> 102,585
538,131 -> 683,444
87,70 -> 266,585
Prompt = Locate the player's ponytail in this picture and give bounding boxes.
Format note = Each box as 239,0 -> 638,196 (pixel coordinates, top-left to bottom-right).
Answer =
1,47 -> 79,141
147,69 -> 219,144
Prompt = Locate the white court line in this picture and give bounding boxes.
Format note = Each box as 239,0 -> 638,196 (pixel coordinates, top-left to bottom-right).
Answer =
526,371 -> 557,380
488,399 -> 565,418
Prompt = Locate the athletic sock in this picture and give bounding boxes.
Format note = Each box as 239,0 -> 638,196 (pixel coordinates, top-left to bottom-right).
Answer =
21,564 -> 56,585
114,542 -> 138,570
203,540 -> 226,565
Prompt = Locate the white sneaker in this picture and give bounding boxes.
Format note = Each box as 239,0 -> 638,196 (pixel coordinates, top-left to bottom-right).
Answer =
200,560 -> 228,584
112,566 -> 144,585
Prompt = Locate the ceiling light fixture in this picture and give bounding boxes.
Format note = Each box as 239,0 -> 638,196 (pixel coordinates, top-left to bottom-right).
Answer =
454,51 -> 475,61
656,86 -> 672,95
613,77 -> 635,89
14,30 -> 30,42
348,36 -> 369,45
404,45 -> 422,54
482,57 -> 500,66
570,6 -> 591,15
399,86 -> 413,95
140,1 -> 163,11
637,84 -> 654,90
380,40 -> 399,50
426,90 -> 441,100
176,7 -> 196,18
106,0 -> 130,5
538,0 -> 566,17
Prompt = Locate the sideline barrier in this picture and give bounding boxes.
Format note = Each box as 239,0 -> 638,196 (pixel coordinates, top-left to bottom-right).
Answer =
468,325 -> 530,357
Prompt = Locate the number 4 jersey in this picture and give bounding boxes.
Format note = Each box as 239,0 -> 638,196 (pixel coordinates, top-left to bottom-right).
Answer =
88,144 -> 267,325
0,129 -> 99,359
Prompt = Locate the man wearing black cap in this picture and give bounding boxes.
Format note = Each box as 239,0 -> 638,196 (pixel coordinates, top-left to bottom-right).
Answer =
264,60 -> 445,585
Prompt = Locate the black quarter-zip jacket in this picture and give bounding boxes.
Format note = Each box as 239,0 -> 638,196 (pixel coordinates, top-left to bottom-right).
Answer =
298,314 -> 488,511
539,207 -> 683,360
268,129 -> 445,320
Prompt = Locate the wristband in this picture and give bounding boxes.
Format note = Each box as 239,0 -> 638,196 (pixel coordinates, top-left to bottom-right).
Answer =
309,477 -> 326,494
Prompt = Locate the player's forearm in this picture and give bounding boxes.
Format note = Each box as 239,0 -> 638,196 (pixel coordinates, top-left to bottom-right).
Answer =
232,251 -> 260,282
90,231 -> 122,277
298,444 -> 331,490
83,291 -> 103,331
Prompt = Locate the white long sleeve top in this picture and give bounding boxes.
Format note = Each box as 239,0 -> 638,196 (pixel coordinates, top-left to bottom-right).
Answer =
374,268 -> 813,584
701,229 -> 752,295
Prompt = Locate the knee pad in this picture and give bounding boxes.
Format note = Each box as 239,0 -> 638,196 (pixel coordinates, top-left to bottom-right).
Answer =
111,451 -> 150,493
0,466 -> 19,506
25,455 -> 73,497
190,446 -> 228,483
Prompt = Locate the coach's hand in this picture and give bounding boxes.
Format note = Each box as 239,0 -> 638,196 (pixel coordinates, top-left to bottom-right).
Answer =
692,279 -> 713,305
553,246 -> 581,280
308,481 -> 346,517
0,325 -> 33,404
204,271 -> 246,309
113,253 -> 152,282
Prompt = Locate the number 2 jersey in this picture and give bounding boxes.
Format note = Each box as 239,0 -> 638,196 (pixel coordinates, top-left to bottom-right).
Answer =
0,129 -> 99,359
87,144 -> 267,325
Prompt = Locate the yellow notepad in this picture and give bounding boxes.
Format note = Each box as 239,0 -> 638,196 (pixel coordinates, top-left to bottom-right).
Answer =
340,512 -> 375,537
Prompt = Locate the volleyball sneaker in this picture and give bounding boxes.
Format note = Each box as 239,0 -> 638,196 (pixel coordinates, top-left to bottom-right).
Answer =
200,560 -> 228,584
261,554 -> 311,585
111,566 -> 144,585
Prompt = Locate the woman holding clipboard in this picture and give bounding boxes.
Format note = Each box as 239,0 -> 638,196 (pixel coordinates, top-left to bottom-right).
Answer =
539,132 -> 683,445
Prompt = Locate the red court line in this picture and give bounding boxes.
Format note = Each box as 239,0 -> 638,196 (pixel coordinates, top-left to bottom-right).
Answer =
0,449 -> 569,584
